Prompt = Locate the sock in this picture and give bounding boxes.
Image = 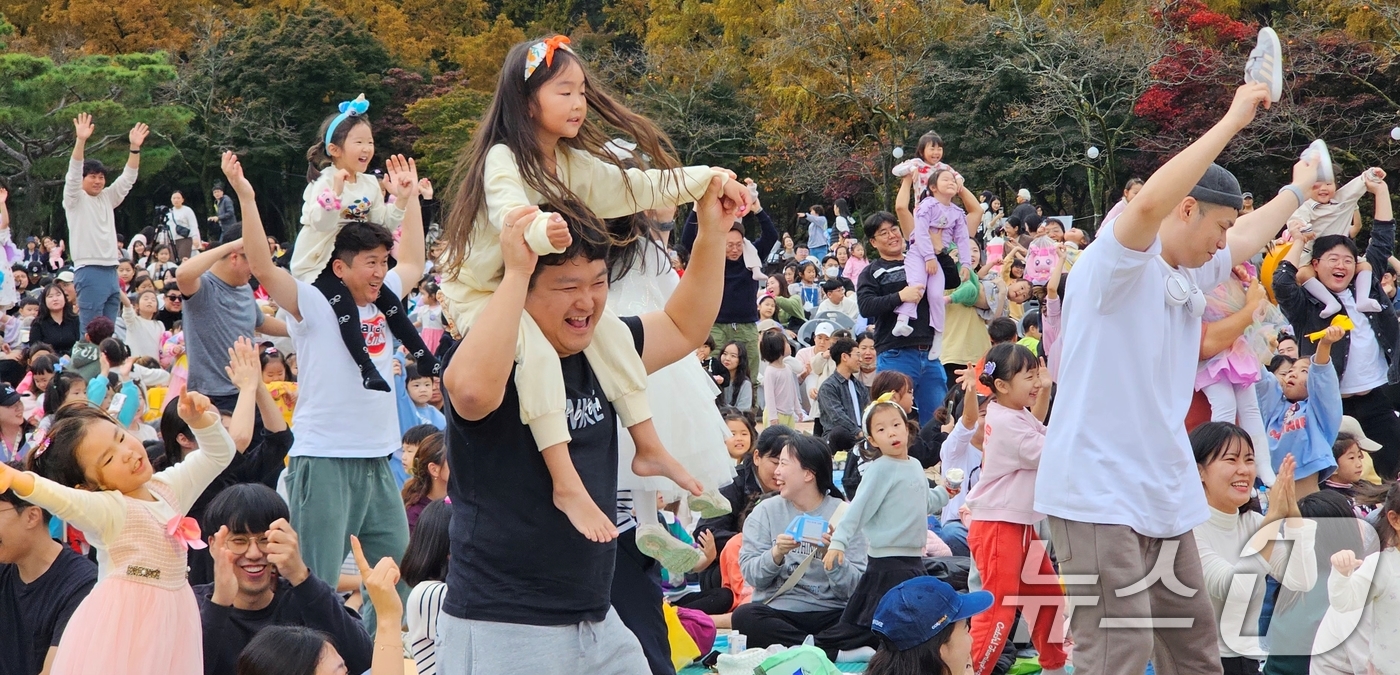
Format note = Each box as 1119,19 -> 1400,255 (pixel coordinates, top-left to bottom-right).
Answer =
1302,277 -> 1343,318
927,331 -> 943,361
892,315 -> 913,337
374,286 -> 441,376
313,267 -> 390,392
1355,269 -> 1383,312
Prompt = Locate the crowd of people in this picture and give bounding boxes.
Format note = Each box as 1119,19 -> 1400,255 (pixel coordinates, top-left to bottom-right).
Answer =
1,31 -> 1399,675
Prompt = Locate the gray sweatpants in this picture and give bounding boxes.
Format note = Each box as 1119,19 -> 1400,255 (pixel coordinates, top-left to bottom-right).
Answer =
436,608 -> 650,675
1048,517 -> 1223,675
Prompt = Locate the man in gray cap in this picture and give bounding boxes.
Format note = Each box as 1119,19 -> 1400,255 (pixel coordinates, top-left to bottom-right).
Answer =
1033,83 -> 1320,675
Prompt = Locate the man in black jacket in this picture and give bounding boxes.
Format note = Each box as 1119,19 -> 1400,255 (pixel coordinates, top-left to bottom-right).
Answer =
681,181 -> 778,381
1273,174 -> 1400,478
856,211 -> 960,426
194,484 -> 372,675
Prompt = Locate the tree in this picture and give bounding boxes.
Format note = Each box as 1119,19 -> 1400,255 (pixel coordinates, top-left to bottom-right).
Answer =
752,0 -> 980,204
161,14 -> 299,214
978,5 -> 1161,229
212,4 -> 393,234
39,0 -> 204,54
403,85 -> 491,181
0,52 -> 189,233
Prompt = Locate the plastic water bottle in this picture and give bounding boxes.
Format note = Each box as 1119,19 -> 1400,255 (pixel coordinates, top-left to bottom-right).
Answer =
730,631 -> 747,653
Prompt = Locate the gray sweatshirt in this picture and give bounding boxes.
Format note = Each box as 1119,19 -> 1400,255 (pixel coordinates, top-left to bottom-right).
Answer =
739,494 -> 867,612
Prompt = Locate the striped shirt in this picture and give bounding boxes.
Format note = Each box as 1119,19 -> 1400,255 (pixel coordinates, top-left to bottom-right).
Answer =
406,580 -> 447,675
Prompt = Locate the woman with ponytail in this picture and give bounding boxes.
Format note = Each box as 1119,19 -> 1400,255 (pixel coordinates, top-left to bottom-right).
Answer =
400,432 -> 447,533
732,433 -> 872,660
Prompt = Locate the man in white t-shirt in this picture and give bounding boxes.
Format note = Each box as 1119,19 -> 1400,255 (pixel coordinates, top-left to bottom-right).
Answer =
1035,84 -> 1320,675
219,150 -> 424,604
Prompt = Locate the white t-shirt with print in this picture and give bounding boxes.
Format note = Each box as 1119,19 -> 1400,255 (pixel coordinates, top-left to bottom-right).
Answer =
1036,218 -> 1232,539
287,271 -> 403,458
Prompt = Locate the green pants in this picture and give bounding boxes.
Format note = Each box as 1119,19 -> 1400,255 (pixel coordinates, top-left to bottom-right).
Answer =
710,322 -> 760,382
286,456 -> 410,608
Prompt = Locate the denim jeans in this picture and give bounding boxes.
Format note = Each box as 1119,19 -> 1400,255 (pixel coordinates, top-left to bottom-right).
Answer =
74,265 -> 120,333
876,347 -> 948,426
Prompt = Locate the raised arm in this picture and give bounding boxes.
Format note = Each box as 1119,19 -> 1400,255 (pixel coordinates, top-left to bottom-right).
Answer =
1228,157 -> 1319,267
639,176 -> 741,373
1120,84 -> 1271,253
176,241 -> 242,297
443,206 -> 540,421
1364,174 -> 1393,268
221,152 -> 301,320
895,174 -> 915,239
63,115 -> 94,210
385,155 -> 424,293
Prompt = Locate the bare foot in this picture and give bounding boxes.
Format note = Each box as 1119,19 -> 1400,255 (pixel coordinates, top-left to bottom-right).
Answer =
553,485 -> 618,543
633,449 -> 703,496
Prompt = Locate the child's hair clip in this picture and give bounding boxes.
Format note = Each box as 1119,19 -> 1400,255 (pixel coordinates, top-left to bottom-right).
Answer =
983,361 -> 997,377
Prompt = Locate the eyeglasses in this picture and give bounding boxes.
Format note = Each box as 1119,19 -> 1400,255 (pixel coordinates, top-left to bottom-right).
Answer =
224,534 -> 271,555
165,295 -> 182,301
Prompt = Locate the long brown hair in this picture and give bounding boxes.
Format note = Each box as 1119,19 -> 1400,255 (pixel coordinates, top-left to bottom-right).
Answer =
401,432 -> 445,507
441,37 -> 687,277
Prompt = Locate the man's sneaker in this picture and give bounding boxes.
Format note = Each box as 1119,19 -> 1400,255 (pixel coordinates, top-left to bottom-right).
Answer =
635,524 -> 704,579
688,488 -> 733,518
1245,27 -> 1284,103
1303,139 -> 1334,183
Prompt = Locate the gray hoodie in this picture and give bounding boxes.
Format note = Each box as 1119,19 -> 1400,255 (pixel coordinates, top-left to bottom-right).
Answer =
739,494 -> 867,612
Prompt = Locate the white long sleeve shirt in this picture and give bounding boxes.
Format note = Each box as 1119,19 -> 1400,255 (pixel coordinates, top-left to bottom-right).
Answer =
1328,548 -> 1400,674
1194,507 -> 1317,659
63,159 -> 137,268
20,420 -> 235,578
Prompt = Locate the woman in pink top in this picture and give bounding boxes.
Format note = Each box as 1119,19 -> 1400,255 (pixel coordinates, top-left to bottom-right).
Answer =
963,344 -> 1068,675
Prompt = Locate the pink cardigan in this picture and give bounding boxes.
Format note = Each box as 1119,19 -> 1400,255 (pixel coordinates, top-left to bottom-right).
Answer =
965,401 -> 1046,525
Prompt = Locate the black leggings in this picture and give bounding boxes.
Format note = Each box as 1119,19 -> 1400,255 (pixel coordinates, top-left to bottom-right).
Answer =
313,266 -> 438,391
1343,389 -> 1400,480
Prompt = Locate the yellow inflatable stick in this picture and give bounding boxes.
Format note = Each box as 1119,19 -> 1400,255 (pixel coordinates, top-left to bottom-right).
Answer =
1307,314 -> 1355,341
1260,242 -> 1289,305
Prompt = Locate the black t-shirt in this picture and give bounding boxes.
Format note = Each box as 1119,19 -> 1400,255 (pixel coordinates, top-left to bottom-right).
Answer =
442,316 -> 644,626
856,253 -> 959,354
193,574 -> 371,675
0,545 -> 97,675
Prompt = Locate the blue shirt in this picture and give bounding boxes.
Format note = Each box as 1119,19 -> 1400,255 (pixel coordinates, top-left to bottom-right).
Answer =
394,354 -> 446,436
1256,358 -> 1342,482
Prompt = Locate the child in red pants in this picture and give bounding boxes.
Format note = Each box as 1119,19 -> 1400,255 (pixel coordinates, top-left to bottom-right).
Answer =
963,344 -> 1068,675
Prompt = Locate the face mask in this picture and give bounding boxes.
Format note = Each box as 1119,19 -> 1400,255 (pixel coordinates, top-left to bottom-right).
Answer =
825,267 -> 839,278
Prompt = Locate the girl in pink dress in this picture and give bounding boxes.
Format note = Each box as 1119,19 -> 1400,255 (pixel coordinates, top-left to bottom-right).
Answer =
0,390 -> 236,675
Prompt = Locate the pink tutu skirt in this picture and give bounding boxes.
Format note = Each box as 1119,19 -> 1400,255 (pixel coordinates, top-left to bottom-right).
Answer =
1195,336 -> 1261,390
50,577 -> 202,675
420,327 -> 444,354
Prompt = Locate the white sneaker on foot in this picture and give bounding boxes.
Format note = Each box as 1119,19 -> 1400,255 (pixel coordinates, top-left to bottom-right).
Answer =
1245,27 -> 1284,103
635,523 -> 704,579
927,332 -> 943,361
688,488 -> 733,518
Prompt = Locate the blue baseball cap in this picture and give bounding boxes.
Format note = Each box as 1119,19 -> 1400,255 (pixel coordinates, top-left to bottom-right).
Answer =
870,577 -> 994,651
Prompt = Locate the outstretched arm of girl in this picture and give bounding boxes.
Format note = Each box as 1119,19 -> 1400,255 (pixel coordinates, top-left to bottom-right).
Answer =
155,392 -> 238,515
0,464 -> 125,538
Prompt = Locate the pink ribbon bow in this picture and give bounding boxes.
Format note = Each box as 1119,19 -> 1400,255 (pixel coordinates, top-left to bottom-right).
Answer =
166,516 -> 207,551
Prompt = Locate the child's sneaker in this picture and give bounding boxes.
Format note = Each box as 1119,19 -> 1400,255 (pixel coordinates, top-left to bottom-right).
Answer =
1244,27 -> 1284,103
892,315 -> 914,337
1302,139 -> 1334,183
635,524 -> 704,579
688,488 -> 732,518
